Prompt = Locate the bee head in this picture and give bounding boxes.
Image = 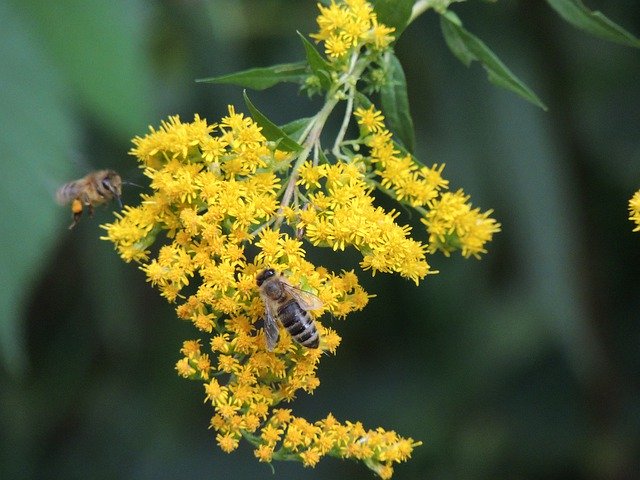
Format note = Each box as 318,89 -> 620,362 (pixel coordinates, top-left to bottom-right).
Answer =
101,170 -> 123,207
256,268 -> 276,287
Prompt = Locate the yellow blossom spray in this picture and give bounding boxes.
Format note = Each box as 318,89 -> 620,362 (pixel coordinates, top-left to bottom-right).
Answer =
102,1 -> 500,477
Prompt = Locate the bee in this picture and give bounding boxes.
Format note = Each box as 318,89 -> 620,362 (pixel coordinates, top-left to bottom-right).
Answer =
256,268 -> 323,350
56,170 -> 122,229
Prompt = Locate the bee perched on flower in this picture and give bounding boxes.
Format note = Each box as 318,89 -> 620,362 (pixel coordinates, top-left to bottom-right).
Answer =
102,1 -> 500,477
256,268 -> 323,350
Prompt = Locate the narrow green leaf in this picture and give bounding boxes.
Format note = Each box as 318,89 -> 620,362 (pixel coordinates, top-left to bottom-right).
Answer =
197,62 -> 308,90
280,117 -> 314,143
243,91 -> 302,152
440,11 -> 547,110
380,52 -> 416,153
546,0 -> 640,47
373,0 -> 415,38
297,32 -> 331,90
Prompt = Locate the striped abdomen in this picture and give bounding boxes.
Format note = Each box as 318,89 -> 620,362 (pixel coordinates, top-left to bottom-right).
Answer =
277,299 -> 319,348
56,180 -> 83,205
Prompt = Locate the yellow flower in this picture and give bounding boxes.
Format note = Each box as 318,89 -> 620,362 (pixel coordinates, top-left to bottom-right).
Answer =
300,447 -> 322,467
204,378 -> 224,403
254,443 -> 274,462
180,339 -> 201,357
311,0 -> 394,62
175,357 -> 195,378
368,16 -> 395,49
325,33 -> 350,58
284,423 -> 306,452
297,161 -> 326,189
629,190 -> 640,231
354,105 -> 386,133
261,423 -> 283,444
422,189 -> 501,258
313,2 -> 351,41
216,432 -> 240,453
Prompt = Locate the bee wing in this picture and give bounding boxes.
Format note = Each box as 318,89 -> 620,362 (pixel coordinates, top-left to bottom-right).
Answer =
282,283 -> 323,311
263,300 -> 280,351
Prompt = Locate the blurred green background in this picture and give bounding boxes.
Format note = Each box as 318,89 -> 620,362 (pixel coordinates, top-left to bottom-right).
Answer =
1,1 -> 639,479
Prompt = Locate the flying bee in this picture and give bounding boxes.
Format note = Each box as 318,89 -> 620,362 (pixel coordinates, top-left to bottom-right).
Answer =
56,170 -> 122,229
256,268 -> 323,350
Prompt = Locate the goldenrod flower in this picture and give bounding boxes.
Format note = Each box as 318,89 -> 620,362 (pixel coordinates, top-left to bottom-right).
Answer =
101,2 -> 501,477
629,190 -> 640,232
311,0 -> 395,61
216,432 -> 240,453
102,104 -> 496,476
422,189 -> 502,258
355,105 -> 386,133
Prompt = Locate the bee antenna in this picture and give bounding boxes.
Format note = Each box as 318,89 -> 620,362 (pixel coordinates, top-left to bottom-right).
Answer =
122,181 -> 143,188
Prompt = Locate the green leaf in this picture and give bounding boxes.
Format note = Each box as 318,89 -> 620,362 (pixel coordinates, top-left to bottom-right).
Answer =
297,32 -> 331,90
380,52 -> 416,153
373,0 -> 415,38
243,91 -> 302,152
197,62 -> 308,90
546,0 -> 640,47
440,11 -> 547,110
11,0 -> 154,137
0,2 -> 78,373
280,117 -> 314,143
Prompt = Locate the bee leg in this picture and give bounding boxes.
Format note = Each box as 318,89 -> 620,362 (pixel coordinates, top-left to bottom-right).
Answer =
87,203 -> 94,218
69,198 -> 83,229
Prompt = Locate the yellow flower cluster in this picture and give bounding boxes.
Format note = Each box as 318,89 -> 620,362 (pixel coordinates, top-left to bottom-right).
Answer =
102,109 -> 421,477
297,159 -> 433,283
252,411 -> 421,480
629,190 -> 640,232
354,105 -> 501,260
101,5 -> 500,477
311,0 -> 395,59
422,190 -> 502,258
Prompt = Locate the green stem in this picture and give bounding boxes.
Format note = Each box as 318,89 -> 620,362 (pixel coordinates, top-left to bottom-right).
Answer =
274,97 -> 337,228
296,112 -> 320,146
241,429 -> 261,446
332,52 -> 361,160
274,50 -> 377,226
